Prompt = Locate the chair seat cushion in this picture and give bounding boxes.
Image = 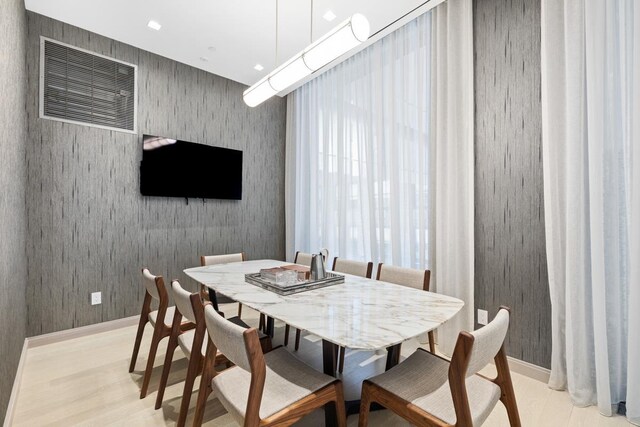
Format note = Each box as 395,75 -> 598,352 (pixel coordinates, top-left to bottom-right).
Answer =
368,349 -> 501,426
148,306 -> 190,328
178,329 -> 206,358
211,347 -> 335,424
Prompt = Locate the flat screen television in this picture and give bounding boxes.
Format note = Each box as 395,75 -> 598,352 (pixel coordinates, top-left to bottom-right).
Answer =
140,134 -> 242,200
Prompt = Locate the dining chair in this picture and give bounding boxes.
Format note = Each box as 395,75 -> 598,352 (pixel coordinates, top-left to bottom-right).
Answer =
129,268 -> 194,399
156,281 -> 273,426
332,257 -> 374,373
285,249 -> 329,351
358,307 -> 520,427
376,263 -> 436,354
200,253 -> 245,315
192,303 -> 347,427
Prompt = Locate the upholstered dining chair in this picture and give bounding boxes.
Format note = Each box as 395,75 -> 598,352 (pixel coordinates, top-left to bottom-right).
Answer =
377,263 -> 436,354
156,280 -> 273,426
129,268 -> 194,399
358,307 -> 521,427
284,249 -> 329,351
332,257 -> 374,373
200,252 -> 245,317
192,303 -> 347,427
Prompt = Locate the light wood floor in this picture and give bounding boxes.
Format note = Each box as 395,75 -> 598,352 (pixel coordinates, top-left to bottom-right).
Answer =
10,305 -> 631,426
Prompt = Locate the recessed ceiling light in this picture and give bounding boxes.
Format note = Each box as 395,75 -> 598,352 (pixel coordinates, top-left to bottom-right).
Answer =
200,56 -> 209,62
147,20 -> 162,31
323,10 -> 336,22
254,64 -> 264,71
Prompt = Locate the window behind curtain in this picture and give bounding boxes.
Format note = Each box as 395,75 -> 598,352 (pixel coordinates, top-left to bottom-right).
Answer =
289,12 -> 432,269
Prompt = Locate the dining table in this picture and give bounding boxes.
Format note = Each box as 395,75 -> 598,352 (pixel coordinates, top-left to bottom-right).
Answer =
184,259 -> 464,426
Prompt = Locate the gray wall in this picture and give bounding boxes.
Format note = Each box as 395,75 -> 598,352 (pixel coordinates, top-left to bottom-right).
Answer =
0,0 -> 28,419
473,0 -> 551,368
25,12 -> 287,336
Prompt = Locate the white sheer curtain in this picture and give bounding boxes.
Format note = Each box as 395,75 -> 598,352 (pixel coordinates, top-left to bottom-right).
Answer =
541,0 -> 640,424
286,13 -> 434,268
285,0 -> 474,355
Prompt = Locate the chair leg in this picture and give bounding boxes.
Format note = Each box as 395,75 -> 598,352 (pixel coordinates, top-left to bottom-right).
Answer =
192,366 -> 212,427
237,302 -> 243,318
284,324 -> 290,346
334,381 -> 347,427
338,346 -> 345,373
176,356 -> 203,427
140,325 -> 164,399
154,332 -> 179,409
428,331 -> 436,354
358,382 -> 373,427
129,315 -> 148,373
294,328 -> 301,351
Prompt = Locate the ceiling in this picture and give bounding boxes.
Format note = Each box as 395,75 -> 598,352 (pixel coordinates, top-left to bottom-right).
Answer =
24,0 -> 429,90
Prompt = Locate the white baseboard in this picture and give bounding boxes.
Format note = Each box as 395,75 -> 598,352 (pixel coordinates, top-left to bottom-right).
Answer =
27,315 -> 138,348
3,315 -> 139,426
505,355 -> 550,384
3,340 -> 28,427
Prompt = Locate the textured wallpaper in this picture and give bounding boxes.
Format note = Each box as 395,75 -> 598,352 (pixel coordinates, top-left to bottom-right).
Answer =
25,12 -> 287,336
0,0 -> 28,418
473,0 -> 551,368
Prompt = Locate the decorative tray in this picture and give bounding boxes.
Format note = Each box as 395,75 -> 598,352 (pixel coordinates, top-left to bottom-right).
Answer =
245,272 -> 344,295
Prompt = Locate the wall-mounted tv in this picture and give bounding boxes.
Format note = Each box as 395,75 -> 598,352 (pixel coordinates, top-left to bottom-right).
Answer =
140,134 -> 242,200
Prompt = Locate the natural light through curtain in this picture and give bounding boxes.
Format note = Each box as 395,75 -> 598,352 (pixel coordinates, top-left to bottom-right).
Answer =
286,13 -> 432,269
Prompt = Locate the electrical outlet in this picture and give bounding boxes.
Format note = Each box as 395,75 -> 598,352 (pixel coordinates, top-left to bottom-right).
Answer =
477,309 -> 488,325
91,292 -> 102,305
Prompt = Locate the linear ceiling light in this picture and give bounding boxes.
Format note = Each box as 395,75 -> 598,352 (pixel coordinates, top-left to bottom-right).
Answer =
243,13 -> 370,107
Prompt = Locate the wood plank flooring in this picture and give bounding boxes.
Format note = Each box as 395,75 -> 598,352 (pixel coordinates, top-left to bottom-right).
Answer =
10,305 -> 631,426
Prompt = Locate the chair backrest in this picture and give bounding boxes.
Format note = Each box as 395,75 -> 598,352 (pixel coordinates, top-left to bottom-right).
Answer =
452,308 -> 510,378
293,251 -> 313,266
170,280 -> 197,323
376,263 -> 431,291
200,252 -> 245,266
332,257 -> 373,278
203,303 -> 256,372
142,268 -> 164,301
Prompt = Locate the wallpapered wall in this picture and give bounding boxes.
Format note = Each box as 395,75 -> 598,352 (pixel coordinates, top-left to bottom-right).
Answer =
24,12 -> 287,336
473,0 -> 551,368
0,0 -> 28,419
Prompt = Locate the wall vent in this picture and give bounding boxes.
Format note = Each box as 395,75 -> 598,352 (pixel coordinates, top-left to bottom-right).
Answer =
39,37 -> 137,133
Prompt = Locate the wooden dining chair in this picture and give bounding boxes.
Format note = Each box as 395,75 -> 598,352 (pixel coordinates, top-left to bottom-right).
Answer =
359,307 -> 520,427
192,303 -> 347,427
377,263 -> 436,354
156,281 -> 273,426
284,249 -> 329,351
129,268 -> 194,399
200,252 -> 245,317
332,257 -> 374,373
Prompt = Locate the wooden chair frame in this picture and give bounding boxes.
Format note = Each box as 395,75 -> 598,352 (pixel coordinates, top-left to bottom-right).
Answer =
192,304 -> 343,427
155,288 -> 230,427
377,263 -> 436,354
359,306 -> 521,427
334,257 -> 374,373
129,269 -> 194,399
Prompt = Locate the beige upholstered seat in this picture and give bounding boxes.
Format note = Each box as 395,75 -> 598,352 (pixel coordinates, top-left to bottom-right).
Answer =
293,251 -> 314,266
148,306 -> 190,328
359,308 -> 520,427
177,329 -> 205,358
212,348 -> 335,424
192,304 -> 346,427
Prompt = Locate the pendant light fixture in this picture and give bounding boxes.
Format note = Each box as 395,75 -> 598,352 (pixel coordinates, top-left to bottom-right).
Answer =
243,1 -> 370,107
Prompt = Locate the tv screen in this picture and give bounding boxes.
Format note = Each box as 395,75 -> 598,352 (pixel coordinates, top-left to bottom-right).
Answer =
140,134 -> 242,200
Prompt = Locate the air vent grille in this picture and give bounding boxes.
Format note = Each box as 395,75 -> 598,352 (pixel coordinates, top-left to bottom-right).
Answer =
40,37 -> 137,133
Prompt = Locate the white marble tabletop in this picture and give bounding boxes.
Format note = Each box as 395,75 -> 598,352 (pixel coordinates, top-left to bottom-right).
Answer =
184,259 -> 464,351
